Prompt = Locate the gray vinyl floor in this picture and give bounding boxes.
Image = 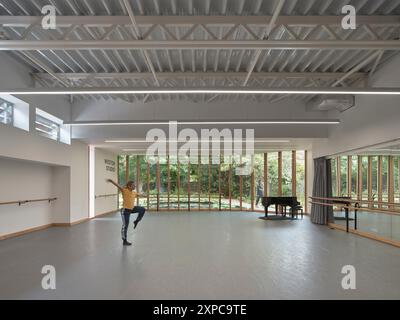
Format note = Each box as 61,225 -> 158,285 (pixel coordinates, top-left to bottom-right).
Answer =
0,211 -> 399,300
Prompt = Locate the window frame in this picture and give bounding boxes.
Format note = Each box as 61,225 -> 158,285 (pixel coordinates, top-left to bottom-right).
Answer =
118,151 -> 308,212
35,108 -> 62,142
0,97 -> 14,126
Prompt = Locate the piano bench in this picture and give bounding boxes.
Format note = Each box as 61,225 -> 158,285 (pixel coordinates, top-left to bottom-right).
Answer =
291,206 -> 304,219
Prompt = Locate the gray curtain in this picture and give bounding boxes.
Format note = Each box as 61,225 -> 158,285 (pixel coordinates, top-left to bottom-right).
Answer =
310,157 -> 334,225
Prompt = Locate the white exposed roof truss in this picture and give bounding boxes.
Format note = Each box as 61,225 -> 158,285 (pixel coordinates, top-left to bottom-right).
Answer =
0,0 -> 399,104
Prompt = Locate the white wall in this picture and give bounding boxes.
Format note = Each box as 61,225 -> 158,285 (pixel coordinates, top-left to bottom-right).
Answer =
51,166 -> 71,224
0,53 -> 71,122
0,53 -> 89,235
313,54 -> 400,158
71,98 -> 333,140
69,142 -> 89,222
0,122 -> 89,227
0,158 -> 54,236
94,148 -> 118,216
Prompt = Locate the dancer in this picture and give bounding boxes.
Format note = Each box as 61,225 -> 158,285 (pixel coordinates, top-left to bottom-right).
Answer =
107,179 -> 146,246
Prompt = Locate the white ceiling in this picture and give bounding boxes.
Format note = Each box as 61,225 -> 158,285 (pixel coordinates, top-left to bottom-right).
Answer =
1,0 -> 399,104
1,0 -> 400,153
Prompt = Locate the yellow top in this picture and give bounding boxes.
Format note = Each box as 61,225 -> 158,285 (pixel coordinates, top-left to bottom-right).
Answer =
121,187 -> 138,209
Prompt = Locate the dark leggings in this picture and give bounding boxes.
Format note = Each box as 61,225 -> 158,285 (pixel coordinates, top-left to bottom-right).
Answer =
121,206 -> 146,241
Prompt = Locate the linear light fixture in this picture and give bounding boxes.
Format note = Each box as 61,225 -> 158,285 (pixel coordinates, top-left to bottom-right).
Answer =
111,139 -> 291,143
122,149 -> 287,152
66,120 -> 340,126
2,87 -> 400,95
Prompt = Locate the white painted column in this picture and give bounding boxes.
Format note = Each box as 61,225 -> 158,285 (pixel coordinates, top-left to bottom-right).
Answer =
89,145 -> 95,218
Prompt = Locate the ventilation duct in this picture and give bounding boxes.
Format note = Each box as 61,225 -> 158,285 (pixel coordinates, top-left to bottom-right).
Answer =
307,95 -> 355,112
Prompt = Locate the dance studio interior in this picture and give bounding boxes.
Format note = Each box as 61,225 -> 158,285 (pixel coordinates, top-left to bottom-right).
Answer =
0,0 -> 400,301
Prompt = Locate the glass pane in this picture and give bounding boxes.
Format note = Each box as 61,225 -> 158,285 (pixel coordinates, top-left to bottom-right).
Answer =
137,155 -> 148,208
199,157 -> 210,209
268,152 -> 279,196
254,153 -> 265,210
118,155 -> 126,186
231,156 -> 241,210
189,161 -> 199,209
0,98 -> 13,125
35,114 -> 60,141
118,155 -> 126,208
361,156 -> 368,201
331,158 -> 337,197
128,155 -> 137,182
148,157 -> 158,210
282,151 -> 292,196
381,156 -> 389,206
159,156 -> 169,209
296,151 -> 306,207
395,157 -> 400,203
351,156 -> 358,197
179,158 -> 189,210
210,158 -> 220,210
169,156 -> 179,209
220,156 -> 231,210
241,155 -> 252,210
117,151 -> 301,214
340,156 -> 348,196
371,156 -> 378,205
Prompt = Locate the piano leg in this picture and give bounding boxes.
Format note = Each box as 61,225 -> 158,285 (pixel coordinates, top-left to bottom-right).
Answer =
265,205 -> 269,218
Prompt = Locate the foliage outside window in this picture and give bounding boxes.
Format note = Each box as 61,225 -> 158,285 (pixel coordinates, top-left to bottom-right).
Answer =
118,152 -> 307,211
331,155 -> 400,207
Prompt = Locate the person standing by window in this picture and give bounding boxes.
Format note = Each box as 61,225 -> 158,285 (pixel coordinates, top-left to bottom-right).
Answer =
255,180 -> 264,206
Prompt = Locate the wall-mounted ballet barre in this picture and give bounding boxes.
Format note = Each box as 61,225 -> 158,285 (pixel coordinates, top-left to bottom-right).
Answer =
0,198 -> 57,206
309,201 -> 400,216
309,196 -> 400,233
95,194 -> 118,199
310,196 -> 400,208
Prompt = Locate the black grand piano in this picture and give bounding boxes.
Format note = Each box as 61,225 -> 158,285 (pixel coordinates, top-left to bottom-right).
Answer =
261,196 -> 303,219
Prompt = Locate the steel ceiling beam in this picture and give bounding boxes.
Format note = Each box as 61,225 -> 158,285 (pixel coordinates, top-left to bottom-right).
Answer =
31,71 -> 367,80
0,15 -> 399,27
122,0 -> 160,87
332,51 -> 382,87
1,87 -> 400,95
243,0 -> 286,86
0,40 -> 399,51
